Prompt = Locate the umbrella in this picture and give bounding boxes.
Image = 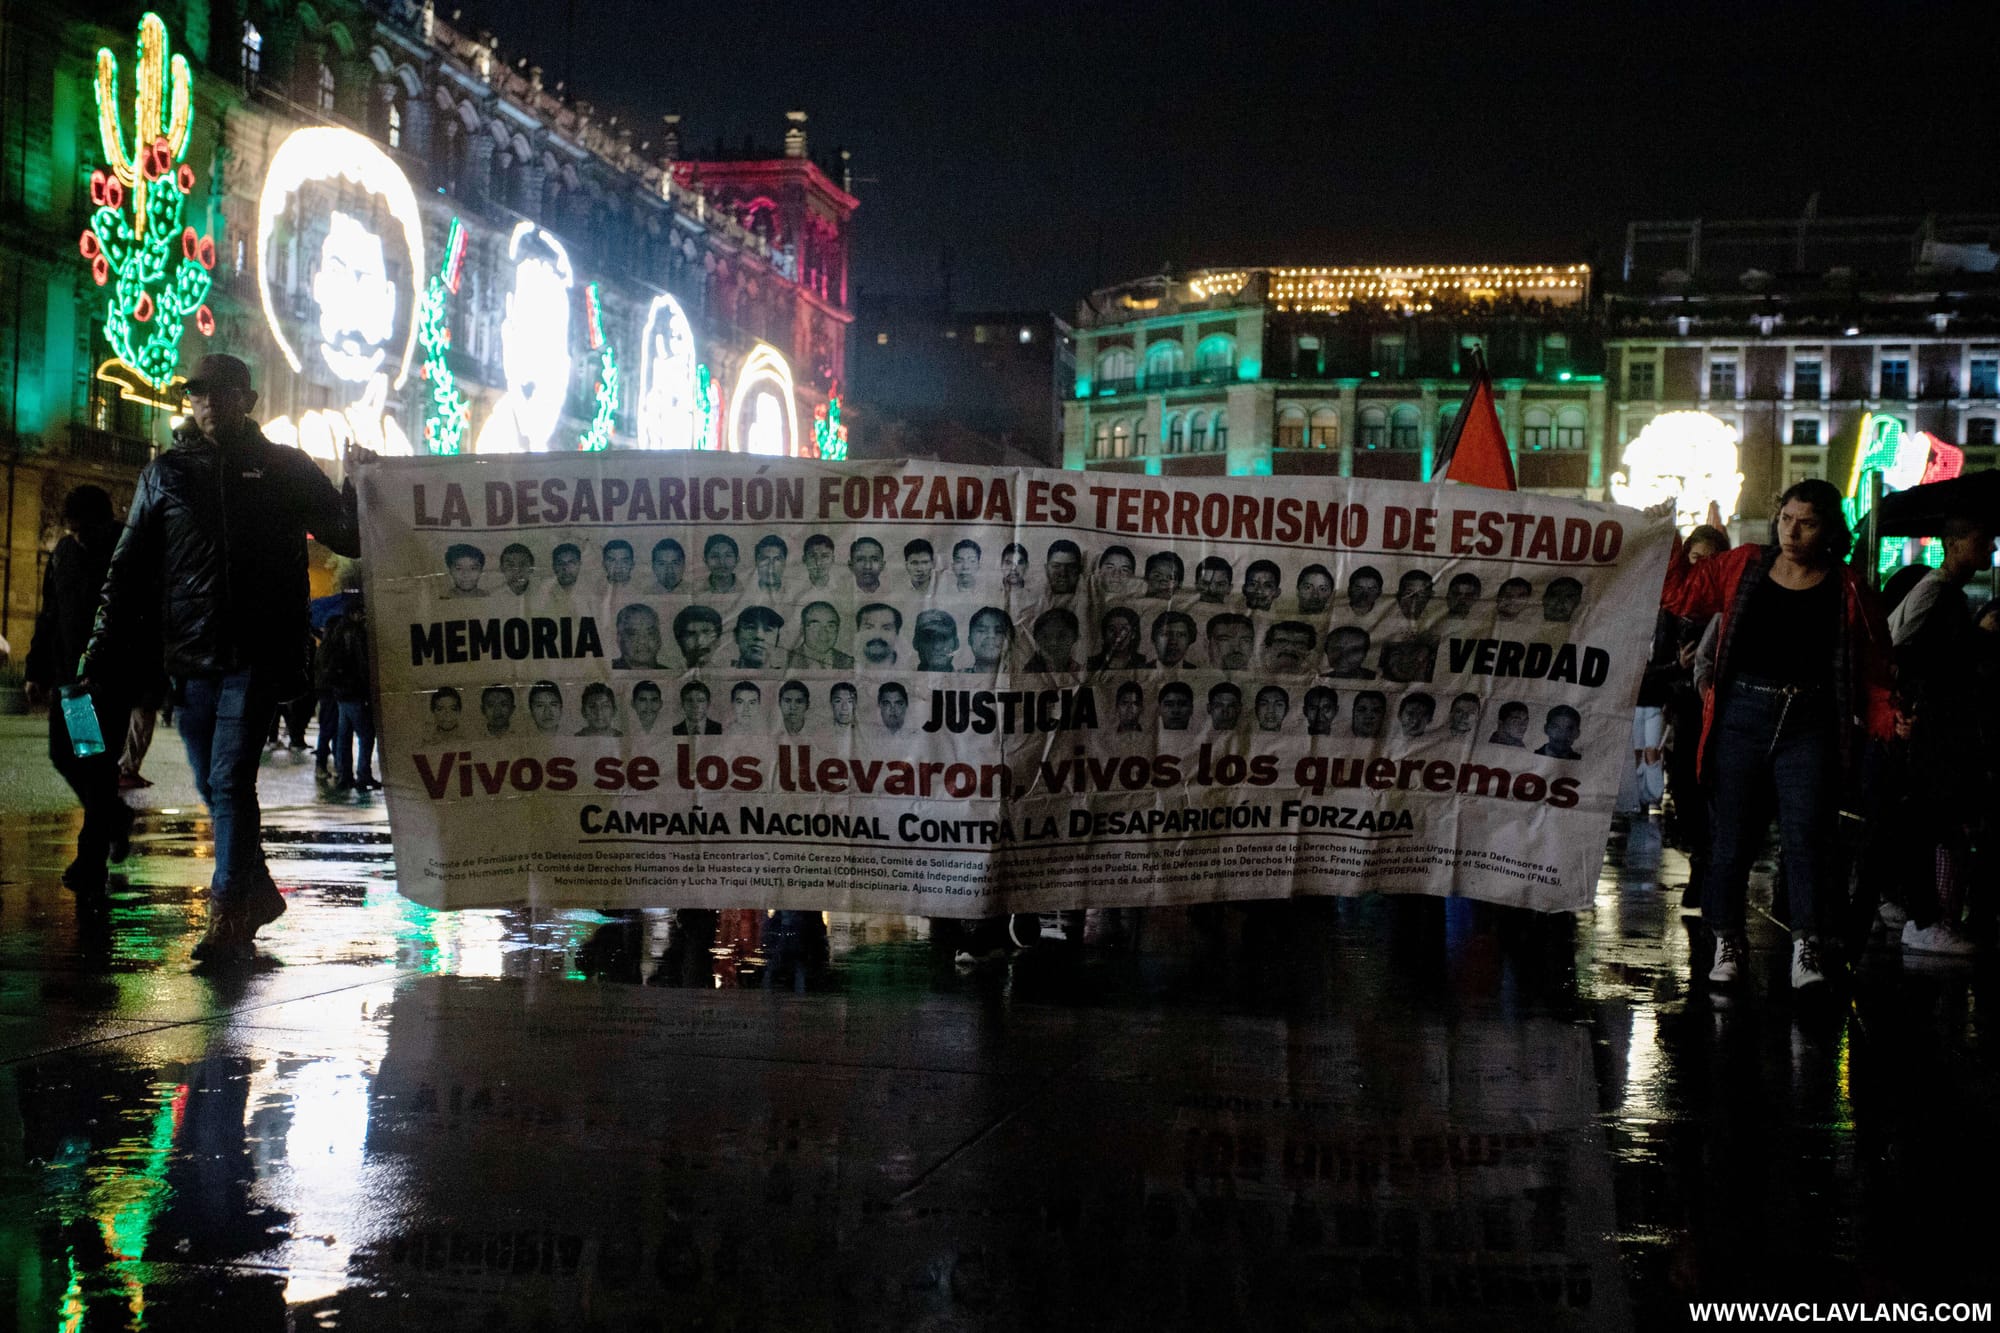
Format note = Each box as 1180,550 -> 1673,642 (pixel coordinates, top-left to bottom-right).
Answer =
1873,469 -> 2000,537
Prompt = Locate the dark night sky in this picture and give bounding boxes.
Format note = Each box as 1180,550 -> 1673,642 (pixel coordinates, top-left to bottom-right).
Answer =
452,0 -> 1999,315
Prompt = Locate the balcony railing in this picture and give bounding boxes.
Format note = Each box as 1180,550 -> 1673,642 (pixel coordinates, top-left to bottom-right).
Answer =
66,424 -> 156,469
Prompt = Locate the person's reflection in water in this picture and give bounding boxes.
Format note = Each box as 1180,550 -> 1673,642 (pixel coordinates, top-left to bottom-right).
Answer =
651,908 -> 720,987
762,910 -> 829,992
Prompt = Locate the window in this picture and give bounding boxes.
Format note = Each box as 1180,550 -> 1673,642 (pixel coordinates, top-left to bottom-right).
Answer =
1791,418 -> 1822,447
1110,420 -> 1131,458
318,63 -> 336,114
1371,334 -> 1406,376
1970,355 -> 1999,398
1195,334 -> 1236,375
1092,422 -> 1110,459
1188,412 -> 1208,453
1359,407 -> 1387,449
1880,353 -> 1911,399
1211,414 -> 1227,450
875,332 -> 888,346
973,325 -> 990,344
239,22 -> 263,88
1144,340 -> 1186,387
1096,348 -> 1135,392
1389,405 -> 1419,450
1627,359 -> 1657,399
1968,417 -> 1998,447
1275,407 -> 1306,450
1708,357 -> 1739,400
1554,408 -> 1586,450
388,103 -> 402,149
1522,408 -> 1553,451
1793,357 -> 1822,400
1309,407 -> 1339,449
1165,414 -> 1185,452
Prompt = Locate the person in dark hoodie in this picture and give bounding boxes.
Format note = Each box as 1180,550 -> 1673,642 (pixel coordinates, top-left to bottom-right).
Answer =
25,484 -> 133,897
79,353 -> 364,964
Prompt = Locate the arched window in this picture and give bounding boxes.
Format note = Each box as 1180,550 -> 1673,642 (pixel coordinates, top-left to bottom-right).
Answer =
1144,340 -> 1186,387
1309,407 -> 1339,449
1359,406 -> 1388,449
1523,407 -> 1553,450
318,63 -> 337,114
1195,334 -> 1236,376
1096,348 -> 1136,391
1093,421 -> 1111,459
387,102 -> 403,148
240,22 -> 263,89
1185,411 -> 1206,453
1211,411 -> 1229,451
1111,419 -> 1131,458
1390,405 -> 1420,450
1165,413 -> 1185,452
1555,407 -> 1586,450
1275,406 -> 1307,450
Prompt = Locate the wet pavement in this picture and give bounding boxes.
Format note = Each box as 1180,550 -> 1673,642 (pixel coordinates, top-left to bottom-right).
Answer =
0,715 -> 1995,1329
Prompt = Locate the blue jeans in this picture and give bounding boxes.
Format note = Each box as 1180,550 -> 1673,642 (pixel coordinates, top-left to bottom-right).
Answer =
335,700 -> 376,786
1702,679 -> 1839,939
178,670 -> 280,905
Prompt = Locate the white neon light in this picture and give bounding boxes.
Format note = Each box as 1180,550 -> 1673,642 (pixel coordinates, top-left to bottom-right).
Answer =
312,211 -> 397,383
474,221 -> 575,454
256,127 -> 424,387
1609,410 -> 1744,532
727,342 -> 799,457
637,292 -> 698,450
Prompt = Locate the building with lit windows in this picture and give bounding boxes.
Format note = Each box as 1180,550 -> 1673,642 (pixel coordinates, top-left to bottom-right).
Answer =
0,0 -> 854,650
1064,265 -> 1603,491
1605,213 -> 2000,515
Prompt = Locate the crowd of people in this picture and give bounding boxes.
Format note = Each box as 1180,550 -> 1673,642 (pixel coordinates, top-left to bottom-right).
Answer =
1639,479 -> 1997,991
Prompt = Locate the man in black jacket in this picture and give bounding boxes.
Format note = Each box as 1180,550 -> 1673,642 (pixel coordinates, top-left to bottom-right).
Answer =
80,353 -> 364,963
24,484 -> 133,896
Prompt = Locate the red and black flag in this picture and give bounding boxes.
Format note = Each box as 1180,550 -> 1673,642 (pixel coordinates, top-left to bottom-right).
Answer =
1433,347 -> 1517,492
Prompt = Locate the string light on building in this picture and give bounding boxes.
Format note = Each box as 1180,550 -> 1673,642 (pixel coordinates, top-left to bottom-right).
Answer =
256,126 -> 426,458
81,12 -> 213,392
580,282 -> 619,451
418,217 -> 470,454
1608,410 -> 1743,531
637,292 -> 699,450
727,342 -> 800,456
1187,271 -> 1248,301
474,221 -> 575,454
1261,264 -> 1588,314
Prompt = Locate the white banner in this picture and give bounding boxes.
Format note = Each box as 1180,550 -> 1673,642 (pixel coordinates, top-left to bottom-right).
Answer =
357,454 -> 1671,914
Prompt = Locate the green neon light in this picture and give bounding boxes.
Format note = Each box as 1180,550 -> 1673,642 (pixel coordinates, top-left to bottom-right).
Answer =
581,282 -> 619,451
813,386 -> 849,460
696,364 -> 717,449
418,217 -> 470,454
82,13 -> 213,390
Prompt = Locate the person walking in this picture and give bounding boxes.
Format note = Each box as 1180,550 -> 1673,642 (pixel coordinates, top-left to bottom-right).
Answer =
1660,524 -> 1730,908
320,598 -> 379,793
1660,480 -> 1895,991
23,485 -> 134,896
1887,514 -> 1997,956
79,353 -> 364,963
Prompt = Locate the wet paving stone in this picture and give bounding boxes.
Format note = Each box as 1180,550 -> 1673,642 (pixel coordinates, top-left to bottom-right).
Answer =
0,719 -> 1995,1327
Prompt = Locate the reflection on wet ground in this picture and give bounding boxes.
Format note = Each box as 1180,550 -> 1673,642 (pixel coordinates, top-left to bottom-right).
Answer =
0,767 -> 1995,1328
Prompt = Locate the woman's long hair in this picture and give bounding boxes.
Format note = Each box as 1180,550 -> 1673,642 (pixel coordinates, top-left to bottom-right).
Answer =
1773,479 -> 1853,562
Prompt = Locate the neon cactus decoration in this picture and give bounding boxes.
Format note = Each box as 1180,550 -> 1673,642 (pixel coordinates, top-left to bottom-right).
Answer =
581,282 -> 620,451
81,12 -> 214,390
418,218 -> 471,453
813,384 -> 848,461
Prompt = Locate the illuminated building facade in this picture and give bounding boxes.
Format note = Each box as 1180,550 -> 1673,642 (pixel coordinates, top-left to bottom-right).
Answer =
1064,265 -> 1603,492
0,0 -> 855,648
1606,212 -> 2000,529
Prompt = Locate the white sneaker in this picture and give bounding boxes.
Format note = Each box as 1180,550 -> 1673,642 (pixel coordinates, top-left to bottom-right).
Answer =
1876,901 -> 1909,932
1791,936 -> 1828,990
1901,919 -> 1977,957
1709,933 -> 1746,985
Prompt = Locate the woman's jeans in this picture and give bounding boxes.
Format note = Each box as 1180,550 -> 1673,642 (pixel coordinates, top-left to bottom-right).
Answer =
178,670 -> 280,906
335,700 -> 376,786
1702,678 -> 1839,939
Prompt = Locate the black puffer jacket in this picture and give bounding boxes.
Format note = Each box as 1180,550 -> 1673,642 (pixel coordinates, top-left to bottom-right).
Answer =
24,519 -> 121,688
82,419 -> 359,694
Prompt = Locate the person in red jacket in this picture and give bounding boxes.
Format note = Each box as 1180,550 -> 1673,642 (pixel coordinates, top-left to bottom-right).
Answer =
1660,479 -> 1895,991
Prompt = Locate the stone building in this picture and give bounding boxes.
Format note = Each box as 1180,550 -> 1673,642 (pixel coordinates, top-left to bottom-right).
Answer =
0,0 -> 855,651
1063,265 -> 1603,493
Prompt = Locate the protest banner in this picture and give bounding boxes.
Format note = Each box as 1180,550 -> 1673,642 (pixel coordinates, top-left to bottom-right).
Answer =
357,454 -> 1672,914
